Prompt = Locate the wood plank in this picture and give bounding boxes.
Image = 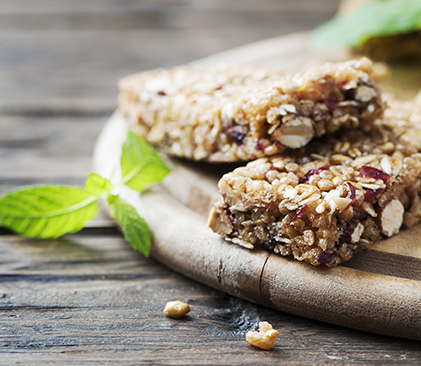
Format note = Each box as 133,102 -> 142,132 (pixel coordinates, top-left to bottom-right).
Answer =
0,0 -> 340,112
0,114 -> 111,222
1,234 -> 420,365
0,115 -> 105,189
0,0 -> 339,19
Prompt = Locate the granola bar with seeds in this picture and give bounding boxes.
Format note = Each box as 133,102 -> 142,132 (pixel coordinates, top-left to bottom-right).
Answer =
119,58 -> 384,162
208,96 -> 421,266
309,91 -> 421,159
208,152 -> 421,266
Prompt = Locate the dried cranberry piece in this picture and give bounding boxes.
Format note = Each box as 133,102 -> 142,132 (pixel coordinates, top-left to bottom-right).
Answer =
359,166 -> 390,183
345,182 -> 356,200
364,188 -> 385,202
344,88 -> 356,100
262,238 -> 278,251
339,217 -> 360,244
300,165 -> 330,184
255,139 -> 268,152
294,205 -> 308,220
327,96 -> 338,109
316,250 -> 338,264
226,123 -> 248,145
344,182 -> 356,209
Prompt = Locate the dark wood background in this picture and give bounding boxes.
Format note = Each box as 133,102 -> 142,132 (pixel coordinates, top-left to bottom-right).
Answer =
1,1 -> 421,364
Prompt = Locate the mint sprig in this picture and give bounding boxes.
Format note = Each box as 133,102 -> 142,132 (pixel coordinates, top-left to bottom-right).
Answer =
120,130 -> 170,192
310,0 -> 421,50
85,173 -> 113,197
0,131 -> 170,256
108,194 -> 152,256
0,185 -> 99,239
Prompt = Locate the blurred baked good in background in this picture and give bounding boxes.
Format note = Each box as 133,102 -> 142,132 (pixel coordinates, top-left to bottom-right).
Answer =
311,0 -> 421,62
311,0 -> 421,99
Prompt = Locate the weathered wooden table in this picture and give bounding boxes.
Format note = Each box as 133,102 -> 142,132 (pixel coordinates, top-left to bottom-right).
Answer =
1,1 -> 421,364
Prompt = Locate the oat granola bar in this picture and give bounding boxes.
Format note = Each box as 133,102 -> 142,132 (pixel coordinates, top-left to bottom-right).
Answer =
308,92 -> 421,159
208,97 -> 421,266
119,58 -> 384,162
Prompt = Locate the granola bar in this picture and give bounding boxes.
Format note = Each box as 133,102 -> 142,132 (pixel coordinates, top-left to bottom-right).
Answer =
306,92 -> 421,158
208,97 -> 421,266
119,58 -> 384,162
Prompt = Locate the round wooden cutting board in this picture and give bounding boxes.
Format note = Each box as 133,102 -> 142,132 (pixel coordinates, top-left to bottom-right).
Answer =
93,33 -> 421,341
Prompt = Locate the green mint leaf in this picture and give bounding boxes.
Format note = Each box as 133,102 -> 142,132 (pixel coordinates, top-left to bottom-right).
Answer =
107,194 -> 151,257
85,173 -> 113,197
0,185 -> 98,239
310,0 -> 421,50
120,131 -> 170,192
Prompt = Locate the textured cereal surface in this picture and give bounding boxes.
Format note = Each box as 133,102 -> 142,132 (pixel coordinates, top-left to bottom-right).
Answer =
119,58 -> 384,162
209,95 -> 421,266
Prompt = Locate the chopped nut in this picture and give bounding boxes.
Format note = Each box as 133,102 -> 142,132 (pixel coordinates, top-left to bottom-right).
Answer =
362,201 -> 377,217
379,199 -> 404,237
164,301 -> 191,319
324,189 -> 352,212
266,104 -> 296,124
272,116 -> 314,149
350,222 -> 365,243
315,201 -> 326,214
246,321 -> 279,350
278,104 -> 296,115
355,85 -> 377,103
208,207 -> 233,236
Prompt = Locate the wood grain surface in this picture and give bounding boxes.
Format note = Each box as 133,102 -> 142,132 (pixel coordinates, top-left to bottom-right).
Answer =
2,1 -> 421,365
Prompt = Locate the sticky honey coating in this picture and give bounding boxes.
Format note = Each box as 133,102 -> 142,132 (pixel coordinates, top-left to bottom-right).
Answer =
119,58 -> 384,162
208,95 -> 421,266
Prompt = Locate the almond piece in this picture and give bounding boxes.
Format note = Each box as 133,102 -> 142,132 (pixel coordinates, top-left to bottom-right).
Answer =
350,222 -> 364,243
379,199 -> 404,237
208,207 -> 233,236
355,85 -> 378,103
272,116 -> 314,149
